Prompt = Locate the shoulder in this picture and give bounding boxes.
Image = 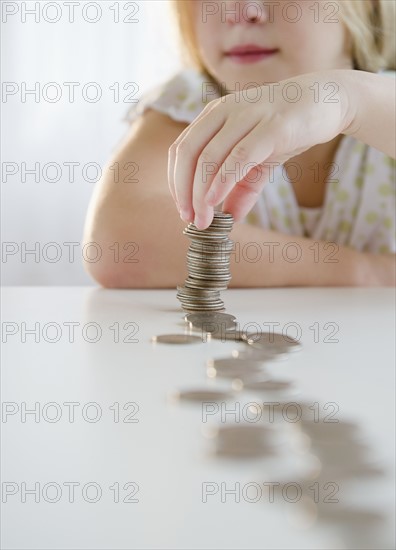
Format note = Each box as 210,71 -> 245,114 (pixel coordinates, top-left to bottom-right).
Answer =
125,68 -> 220,125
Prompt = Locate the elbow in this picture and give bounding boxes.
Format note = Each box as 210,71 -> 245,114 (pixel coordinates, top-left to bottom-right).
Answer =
82,238 -> 149,289
84,259 -> 124,289
83,258 -> 149,289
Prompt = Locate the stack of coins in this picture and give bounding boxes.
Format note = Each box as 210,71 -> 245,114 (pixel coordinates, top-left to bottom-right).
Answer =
177,212 -> 234,312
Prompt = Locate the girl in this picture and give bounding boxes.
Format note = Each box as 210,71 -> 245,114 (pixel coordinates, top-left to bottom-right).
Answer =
83,0 -> 395,287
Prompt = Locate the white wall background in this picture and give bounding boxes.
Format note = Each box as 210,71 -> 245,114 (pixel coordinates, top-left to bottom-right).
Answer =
1,0 -> 182,285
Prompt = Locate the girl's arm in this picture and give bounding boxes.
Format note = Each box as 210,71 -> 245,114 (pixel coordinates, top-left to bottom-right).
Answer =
342,70 -> 396,158
230,223 -> 395,287
83,109 -> 394,288
82,110 -> 190,288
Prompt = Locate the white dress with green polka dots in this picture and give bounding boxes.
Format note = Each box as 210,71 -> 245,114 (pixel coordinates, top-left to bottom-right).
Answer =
127,68 -> 395,254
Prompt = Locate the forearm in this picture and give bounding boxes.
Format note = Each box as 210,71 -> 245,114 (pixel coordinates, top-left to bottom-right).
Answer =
83,192 -> 189,288
230,223 -> 396,287
341,70 -> 396,158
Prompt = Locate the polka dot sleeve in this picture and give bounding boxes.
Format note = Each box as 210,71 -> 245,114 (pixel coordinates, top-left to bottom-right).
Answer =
125,68 -> 218,125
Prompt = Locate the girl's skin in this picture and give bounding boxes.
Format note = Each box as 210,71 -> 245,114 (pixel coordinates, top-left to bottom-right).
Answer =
83,0 -> 395,288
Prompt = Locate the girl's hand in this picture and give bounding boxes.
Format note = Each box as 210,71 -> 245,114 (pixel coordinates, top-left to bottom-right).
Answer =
168,70 -> 354,229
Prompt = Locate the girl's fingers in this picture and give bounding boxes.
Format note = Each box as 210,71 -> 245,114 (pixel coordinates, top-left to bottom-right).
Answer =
192,117 -> 263,229
167,144 -> 178,206
168,124 -> 196,219
204,122 -> 274,209
172,109 -> 226,223
167,99 -> 220,216
222,163 -> 272,221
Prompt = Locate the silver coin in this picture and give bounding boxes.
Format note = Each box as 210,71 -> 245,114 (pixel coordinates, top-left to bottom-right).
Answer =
208,328 -> 248,342
180,295 -> 224,303
187,260 -> 230,268
185,312 -> 237,323
177,285 -> 219,296
187,251 -> 230,261
185,280 -> 229,291
183,307 -> 225,313
189,245 -> 234,255
244,331 -> 302,351
151,334 -> 202,344
189,320 -> 237,332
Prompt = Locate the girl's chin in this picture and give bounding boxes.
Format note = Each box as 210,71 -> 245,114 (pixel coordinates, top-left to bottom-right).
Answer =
214,60 -> 289,80
215,69 -> 290,89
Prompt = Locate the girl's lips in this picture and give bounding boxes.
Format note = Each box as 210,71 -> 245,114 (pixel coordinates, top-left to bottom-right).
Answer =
224,47 -> 279,64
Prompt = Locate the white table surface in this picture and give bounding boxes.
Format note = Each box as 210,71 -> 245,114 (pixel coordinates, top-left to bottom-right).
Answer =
1,287 -> 395,550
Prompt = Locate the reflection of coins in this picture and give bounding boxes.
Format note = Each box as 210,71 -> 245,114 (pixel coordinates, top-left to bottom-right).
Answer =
215,425 -> 276,458
173,389 -> 231,402
151,334 -> 202,345
244,331 -> 302,352
302,420 -> 359,442
207,357 -> 265,379
242,380 -> 294,392
232,348 -> 288,361
208,357 -> 268,369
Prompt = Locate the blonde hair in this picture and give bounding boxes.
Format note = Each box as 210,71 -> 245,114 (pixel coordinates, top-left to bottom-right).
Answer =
169,0 -> 396,73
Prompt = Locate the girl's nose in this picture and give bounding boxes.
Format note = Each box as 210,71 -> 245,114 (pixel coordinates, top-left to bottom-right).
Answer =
223,1 -> 268,25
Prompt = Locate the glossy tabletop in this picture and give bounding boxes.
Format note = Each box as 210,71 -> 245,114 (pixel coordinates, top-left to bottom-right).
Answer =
1,287 -> 395,549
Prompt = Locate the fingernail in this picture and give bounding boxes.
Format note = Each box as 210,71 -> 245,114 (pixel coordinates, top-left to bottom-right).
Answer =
194,216 -> 203,229
180,209 -> 190,223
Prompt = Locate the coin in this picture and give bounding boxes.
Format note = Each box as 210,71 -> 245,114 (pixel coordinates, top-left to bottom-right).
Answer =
243,331 -> 302,352
151,334 -> 202,344
185,312 -> 237,332
207,329 -> 246,342
177,211 -> 234,313
185,312 -> 237,324
192,321 -> 237,333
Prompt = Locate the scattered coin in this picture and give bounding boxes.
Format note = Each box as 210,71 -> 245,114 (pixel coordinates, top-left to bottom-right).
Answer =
215,424 -> 277,458
151,334 -> 202,345
177,211 -> 234,312
207,328 -> 246,342
244,331 -> 302,352
193,322 -> 238,334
